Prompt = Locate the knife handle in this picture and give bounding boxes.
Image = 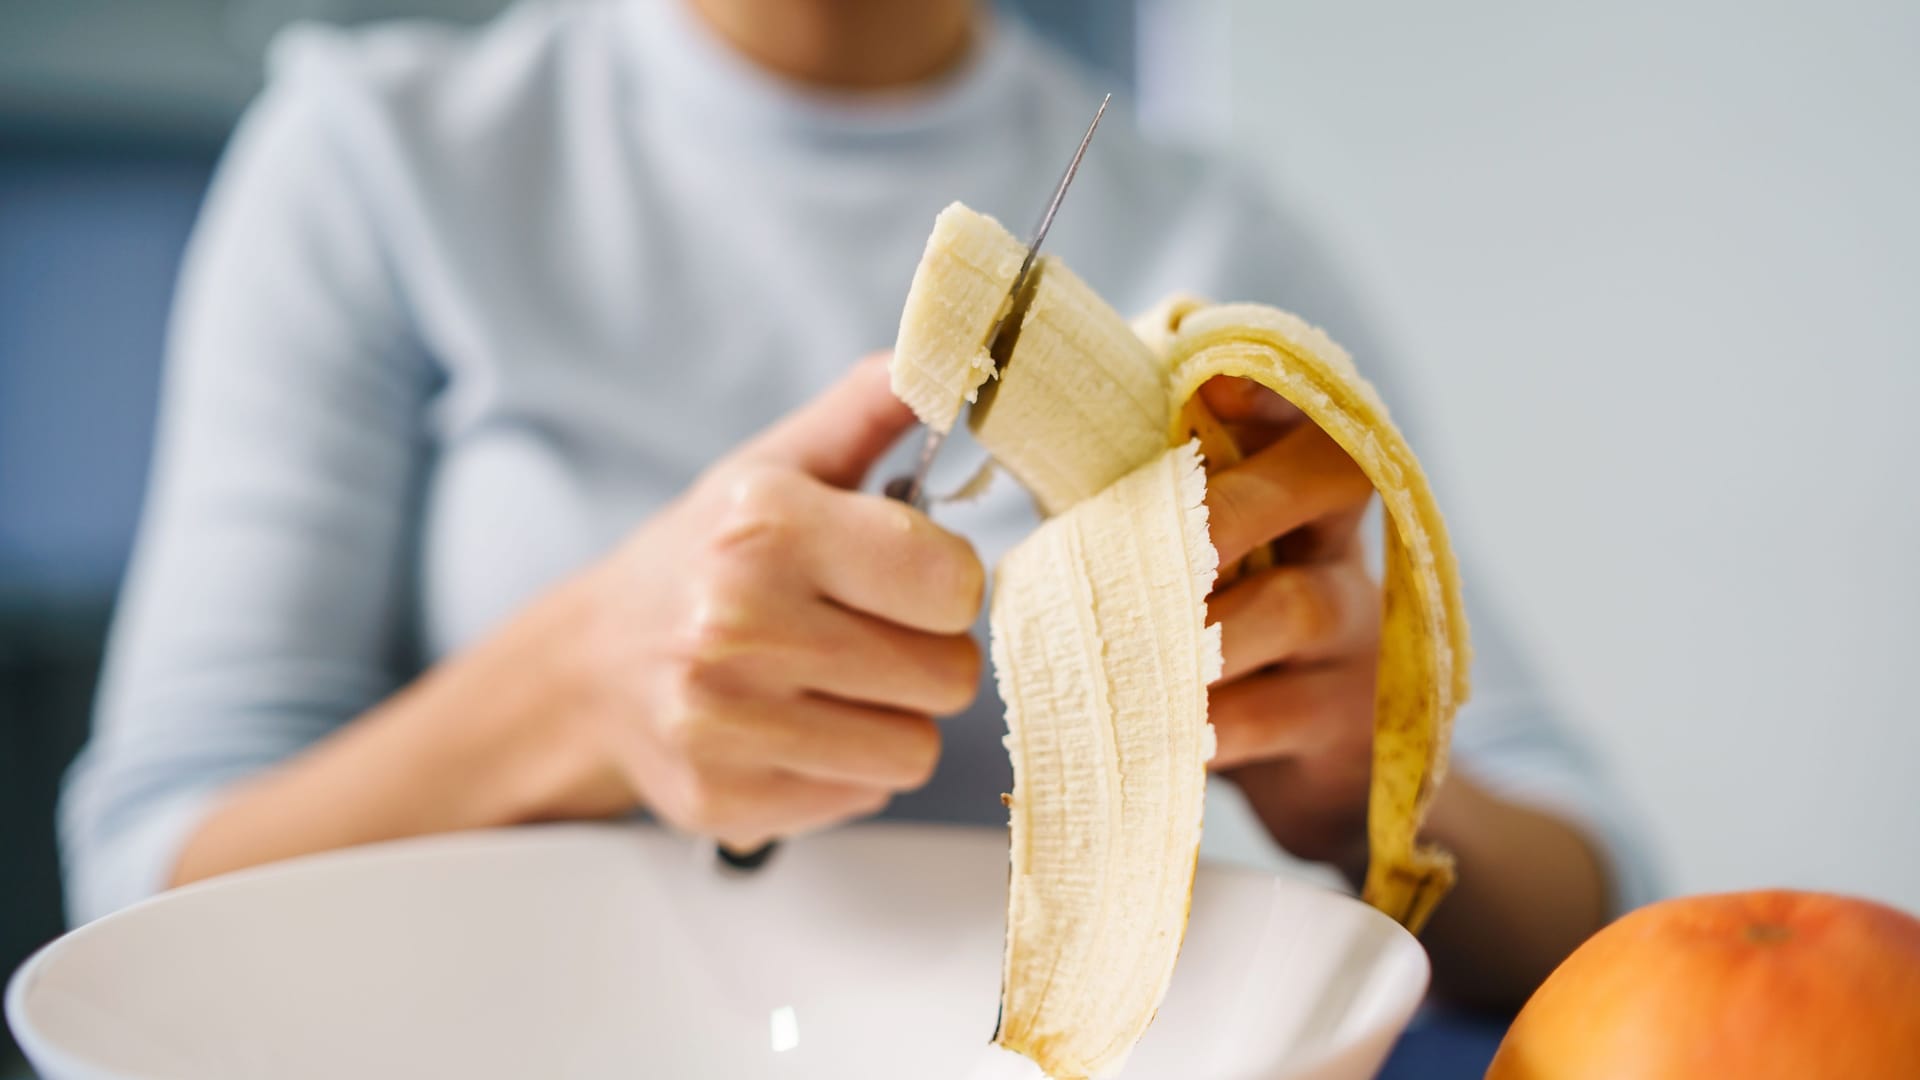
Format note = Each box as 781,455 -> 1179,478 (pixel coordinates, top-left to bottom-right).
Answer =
716,841 -> 778,871
881,474 -> 919,503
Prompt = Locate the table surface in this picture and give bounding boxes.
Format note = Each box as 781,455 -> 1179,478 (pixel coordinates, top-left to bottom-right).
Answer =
1379,1009 -> 1510,1079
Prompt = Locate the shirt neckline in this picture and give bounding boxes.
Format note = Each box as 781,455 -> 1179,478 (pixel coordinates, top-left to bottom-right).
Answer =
624,0 -> 1029,146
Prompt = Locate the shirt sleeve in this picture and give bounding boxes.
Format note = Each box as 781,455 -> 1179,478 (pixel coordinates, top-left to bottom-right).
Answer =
58,35 -> 437,924
1180,161 -> 1664,915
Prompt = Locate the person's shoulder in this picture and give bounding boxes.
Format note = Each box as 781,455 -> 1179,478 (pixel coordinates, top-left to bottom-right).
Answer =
261,0 -> 627,147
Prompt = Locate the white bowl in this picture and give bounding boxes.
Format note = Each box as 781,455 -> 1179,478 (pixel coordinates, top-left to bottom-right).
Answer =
8,823 -> 1427,1079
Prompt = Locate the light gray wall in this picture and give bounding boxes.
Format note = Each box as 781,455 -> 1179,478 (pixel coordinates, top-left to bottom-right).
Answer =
1221,0 -> 1920,909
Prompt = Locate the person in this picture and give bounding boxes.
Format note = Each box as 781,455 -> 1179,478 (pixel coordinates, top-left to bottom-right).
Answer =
62,0 -> 1656,1007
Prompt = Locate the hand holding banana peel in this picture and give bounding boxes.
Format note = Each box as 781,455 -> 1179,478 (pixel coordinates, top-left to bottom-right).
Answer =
1198,376 -> 1385,869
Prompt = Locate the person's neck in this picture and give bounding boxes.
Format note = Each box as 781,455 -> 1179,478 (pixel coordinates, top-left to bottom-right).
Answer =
685,0 -> 977,91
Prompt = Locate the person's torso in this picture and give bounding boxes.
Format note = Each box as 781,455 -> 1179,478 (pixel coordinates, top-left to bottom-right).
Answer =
299,0 -> 1274,823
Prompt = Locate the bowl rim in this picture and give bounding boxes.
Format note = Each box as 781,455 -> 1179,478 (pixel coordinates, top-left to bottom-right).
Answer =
8,821 -> 1430,1079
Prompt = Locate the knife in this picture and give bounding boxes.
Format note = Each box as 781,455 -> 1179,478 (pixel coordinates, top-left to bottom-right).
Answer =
881,92 -> 1111,509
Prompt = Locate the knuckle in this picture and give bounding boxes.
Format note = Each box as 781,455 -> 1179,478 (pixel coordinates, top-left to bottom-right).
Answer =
679,583 -> 757,664
957,633 -> 985,688
954,549 -> 987,623
654,705 -> 702,756
872,717 -> 942,792
674,772 -> 735,834
1204,708 -> 1244,768
664,769 -> 713,829
658,700 -> 722,760
853,787 -> 892,818
1205,479 -> 1256,557
1206,683 -> 1277,768
654,663 -> 734,759
1280,570 -> 1331,639
931,637 -> 983,713
901,722 -> 942,789
925,536 -> 986,631
1206,687 -> 1242,735
1300,583 -> 1335,640
712,465 -> 800,553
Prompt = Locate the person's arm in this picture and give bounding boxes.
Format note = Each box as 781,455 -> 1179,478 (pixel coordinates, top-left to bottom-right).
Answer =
60,61 -> 441,922
1416,775 -> 1609,1007
168,351 -> 983,888
1233,766 -> 1606,1008
168,581 -> 630,886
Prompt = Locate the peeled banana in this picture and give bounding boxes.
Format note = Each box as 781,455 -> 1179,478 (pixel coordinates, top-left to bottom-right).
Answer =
990,443 -> 1219,1077
893,203 -> 1469,1079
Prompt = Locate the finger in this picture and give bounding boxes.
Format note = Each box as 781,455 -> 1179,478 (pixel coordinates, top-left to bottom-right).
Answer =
791,602 -> 982,715
1197,376 -> 1306,428
794,483 -> 986,634
1271,506 -> 1368,565
710,589 -> 980,714
1210,561 -> 1380,683
703,694 -> 943,791
1223,421 -> 1292,458
1197,377 -> 1305,457
1206,422 -> 1375,566
697,769 -> 893,850
732,352 -> 916,489
1208,663 -> 1373,770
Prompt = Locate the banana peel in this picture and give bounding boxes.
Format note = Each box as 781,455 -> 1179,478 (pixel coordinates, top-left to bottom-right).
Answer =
893,203 -> 1470,1078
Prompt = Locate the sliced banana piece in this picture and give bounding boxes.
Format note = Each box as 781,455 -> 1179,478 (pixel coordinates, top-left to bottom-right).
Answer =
968,254 -> 1169,515
894,203 -> 1167,514
891,203 -> 1026,434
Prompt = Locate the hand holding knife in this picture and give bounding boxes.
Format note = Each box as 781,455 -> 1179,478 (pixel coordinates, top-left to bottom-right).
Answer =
717,93 -> 1112,872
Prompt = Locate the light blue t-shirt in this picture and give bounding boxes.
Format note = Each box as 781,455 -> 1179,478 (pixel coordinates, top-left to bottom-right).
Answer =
62,0 -> 1657,924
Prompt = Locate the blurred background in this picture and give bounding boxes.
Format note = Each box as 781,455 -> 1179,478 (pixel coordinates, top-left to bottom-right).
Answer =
2,0 -> 1916,1072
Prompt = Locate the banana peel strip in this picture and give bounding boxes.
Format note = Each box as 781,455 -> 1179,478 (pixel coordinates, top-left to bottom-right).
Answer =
1160,302 -> 1470,931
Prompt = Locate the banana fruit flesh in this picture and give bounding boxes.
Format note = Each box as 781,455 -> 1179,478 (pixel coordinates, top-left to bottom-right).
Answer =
893,204 -> 1469,1078
968,254 -> 1170,515
991,443 -> 1219,1077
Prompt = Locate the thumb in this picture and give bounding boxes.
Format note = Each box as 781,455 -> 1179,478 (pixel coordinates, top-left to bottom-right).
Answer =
734,352 -> 918,489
